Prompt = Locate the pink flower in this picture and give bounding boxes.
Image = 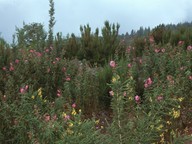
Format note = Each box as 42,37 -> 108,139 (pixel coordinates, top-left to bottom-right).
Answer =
123,91 -> 127,97
139,58 -> 142,64
127,63 -> 132,68
9,65 -> 14,71
135,95 -> 140,103
109,61 -> 116,68
144,77 -> 153,88
149,36 -> 154,43
35,52 -> 42,57
187,45 -> 192,51
157,95 -> 163,101
29,49 -> 35,53
45,48 -> 50,53
2,67 -> 6,71
64,115 -> 70,121
19,85 -> 28,94
147,78 -> 152,85
44,114 -> 51,122
144,83 -> 148,88
20,88 -> 25,94
109,90 -> 114,96
52,61 -> 56,64
72,103 -> 76,108
155,49 -> 160,53
25,85 -> 29,91
161,48 -> 165,53
178,41 -> 184,46
189,76 -> 192,80
62,67 -> 66,73
56,57 -> 60,61
15,59 -> 19,64
66,76 -> 71,81
57,89 -> 61,97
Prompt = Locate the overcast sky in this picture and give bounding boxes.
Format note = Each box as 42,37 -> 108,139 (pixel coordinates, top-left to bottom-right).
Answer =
0,0 -> 192,43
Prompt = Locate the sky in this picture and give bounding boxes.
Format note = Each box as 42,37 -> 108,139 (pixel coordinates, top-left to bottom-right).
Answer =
0,0 -> 192,43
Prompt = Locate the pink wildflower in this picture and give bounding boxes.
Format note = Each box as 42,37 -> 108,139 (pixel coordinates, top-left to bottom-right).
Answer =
135,95 -> 140,103
72,103 -> 76,108
9,65 -> 14,71
178,41 -> 184,46
44,114 -> 51,122
144,77 -> 153,88
64,115 -> 70,121
187,45 -> 192,51
161,48 -> 165,53
109,90 -> 114,96
109,61 -> 116,68
2,67 -> 6,71
25,85 -> 29,91
66,76 -> 71,81
45,48 -> 50,53
15,59 -> 19,64
57,89 -> 61,97
127,63 -> 132,68
29,49 -> 35,53
20,88 -> 25,94
189,76 -> 192,80
149,36 -> 154,43
157,95 -> 163,101
19,85 -> 28,94
62,67 -> 66,73
56,57 -> 60,61
155,49 -> 160,53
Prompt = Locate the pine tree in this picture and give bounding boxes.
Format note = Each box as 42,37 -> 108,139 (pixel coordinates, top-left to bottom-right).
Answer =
48,0 -> 55,46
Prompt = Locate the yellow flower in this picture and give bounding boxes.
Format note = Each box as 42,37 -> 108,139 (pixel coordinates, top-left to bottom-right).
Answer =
160,133 -> 164,143
68,122 -> 73,127
178,97 -> 184,102
38,88 -> 42,98
62,112 -> 67,117
101,126 -> 104,129
31,95 -> 35,99
79,109 -> 81,113
128,96 -> 133,101
95,119 -> 100,125
166,121 -> 172,125
156,124 -> 163,131
111,74 -> 120,83
71,108 -> 76,115
67,128 -> 73,134
172,108 -> 180,119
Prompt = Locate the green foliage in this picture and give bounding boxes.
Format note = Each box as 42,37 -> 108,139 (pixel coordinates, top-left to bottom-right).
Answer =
15,22 -> 47,51
48,0 -> 56,46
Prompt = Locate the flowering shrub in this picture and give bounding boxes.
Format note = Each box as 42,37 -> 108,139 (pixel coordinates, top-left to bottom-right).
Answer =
0,24 -> 192,143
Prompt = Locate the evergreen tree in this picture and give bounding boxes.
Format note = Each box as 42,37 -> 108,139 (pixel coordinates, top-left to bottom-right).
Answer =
48,0 -> 55,46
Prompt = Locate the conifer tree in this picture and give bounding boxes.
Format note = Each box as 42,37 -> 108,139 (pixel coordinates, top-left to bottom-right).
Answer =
48,0 -> 55,46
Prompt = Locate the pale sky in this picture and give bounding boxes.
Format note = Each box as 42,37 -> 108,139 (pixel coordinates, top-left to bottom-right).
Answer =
0,0 -> 192,43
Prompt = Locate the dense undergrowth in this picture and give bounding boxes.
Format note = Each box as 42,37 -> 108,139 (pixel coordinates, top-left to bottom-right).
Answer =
0,19 -> 192,143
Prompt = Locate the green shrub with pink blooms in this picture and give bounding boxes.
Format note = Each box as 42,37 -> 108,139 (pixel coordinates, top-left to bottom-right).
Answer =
1,5 -> 192,143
